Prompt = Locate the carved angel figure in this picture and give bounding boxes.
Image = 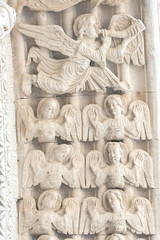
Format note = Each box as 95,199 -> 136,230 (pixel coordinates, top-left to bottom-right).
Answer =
83,95 -> 152,141
19,190 -> 79,237
80,190 -> 155,235
86,142 -> 154,189
22,144 -> 85,190
17,98 -> 81,143
18,13 -> 135,96
0,2 -> 16,40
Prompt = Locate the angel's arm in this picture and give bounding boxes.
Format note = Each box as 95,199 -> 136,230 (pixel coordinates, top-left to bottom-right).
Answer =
79,31 -> 111,68
108,19 -> 145,39
123,166 -> 137,186
88,108 -> 108,139
90,161 -> 108,186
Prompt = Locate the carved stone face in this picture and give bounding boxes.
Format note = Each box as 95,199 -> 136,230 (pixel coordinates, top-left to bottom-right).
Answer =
108,100 -> 123,118
41,193 -> 58,210
54,146 -> 71,162
42,103 -> 58,119
106,193 -> 121,211
84,16 -> 99,39
108,147 -> 122,165
0,8 -> 10,39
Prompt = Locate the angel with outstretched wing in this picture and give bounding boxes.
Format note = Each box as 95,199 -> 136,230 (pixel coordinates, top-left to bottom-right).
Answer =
19,190 -> 79,237
83,95 -> 152,141
22,145 -> 85,190
87,142 -> 154,189
80,190 -> 155,235
19,13 -> 131,96
17,98 -> 82,144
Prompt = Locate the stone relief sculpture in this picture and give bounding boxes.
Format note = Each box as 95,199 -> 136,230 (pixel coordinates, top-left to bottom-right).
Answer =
22,144 -> 85,189
83,95 -> 152,141
86,142 -> 154,189
17,98 -> 81,143
16,0 -> 128,13
91,0 -> 128,8
80,190 -> 155,235
16,0 -> 86,13
0,2 -> 16,40
19,190 -> 79,237
17,12 -> 146,96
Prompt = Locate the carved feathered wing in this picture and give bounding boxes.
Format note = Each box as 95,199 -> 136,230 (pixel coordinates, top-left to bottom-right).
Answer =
128,100 -> 152,140
126,197 -> 155,235
19,23 -> 79,57
57,104 -> 82,141
128,149 -> 154,188
108,14 -> 145,66
63,153 -> 85,188
86,150 -> 106,188
82,104 -> 106,141
79,197 -> 105,234
26,0 -> 85,12
17,105 -> 37,144
22,150 -> 47,188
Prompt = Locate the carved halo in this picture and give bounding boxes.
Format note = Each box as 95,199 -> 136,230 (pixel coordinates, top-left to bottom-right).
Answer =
104,95 -> 127,118
102,189 -> 128,212
38,190 -> 62,211
73,13 -> 101,38
37,98 -> 60,119
103,142 -> 128,165
48,144 -> 73,163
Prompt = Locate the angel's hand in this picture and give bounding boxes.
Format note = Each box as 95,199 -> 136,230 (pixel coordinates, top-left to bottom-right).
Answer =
101,29 -> 111,46
88,109 -> 98,123
87,199 -> 98,217
90,154 -> 99,171
65,109 -> 76,123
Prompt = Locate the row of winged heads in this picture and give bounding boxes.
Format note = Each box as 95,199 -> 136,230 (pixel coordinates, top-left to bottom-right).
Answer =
17,95 -> 152,143
22,142 -> 154,191
20,188 -> 155,238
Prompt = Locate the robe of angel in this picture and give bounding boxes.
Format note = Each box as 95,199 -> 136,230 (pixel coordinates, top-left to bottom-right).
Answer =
19,190 -> 79,238
22,144 -> 85,190
79,190 -> 155,235
17,98 -> 81,144
83,95 -> 152,141
18,13 -> 146,96
86,142 -> 154,189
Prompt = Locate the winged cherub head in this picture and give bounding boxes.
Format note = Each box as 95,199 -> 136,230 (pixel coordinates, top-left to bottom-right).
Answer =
37,98 -> 60,120
49,144 -> 73,163
73,14 -> 101,40
0,2 -> 16,40
104,142 -> 128,166
38,190 -> 62,211
106,95 -> 124,119
103,190 -> 127,213
106,233 -> 126,240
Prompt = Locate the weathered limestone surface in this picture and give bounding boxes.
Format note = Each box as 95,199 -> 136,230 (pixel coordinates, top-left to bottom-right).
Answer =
0,0 -> 160,240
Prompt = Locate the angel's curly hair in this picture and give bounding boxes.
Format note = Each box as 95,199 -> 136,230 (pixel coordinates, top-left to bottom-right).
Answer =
73,13 -> 101,39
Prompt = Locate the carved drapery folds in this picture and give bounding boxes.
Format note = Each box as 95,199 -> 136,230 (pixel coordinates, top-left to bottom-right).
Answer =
0,0 -> 157,240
